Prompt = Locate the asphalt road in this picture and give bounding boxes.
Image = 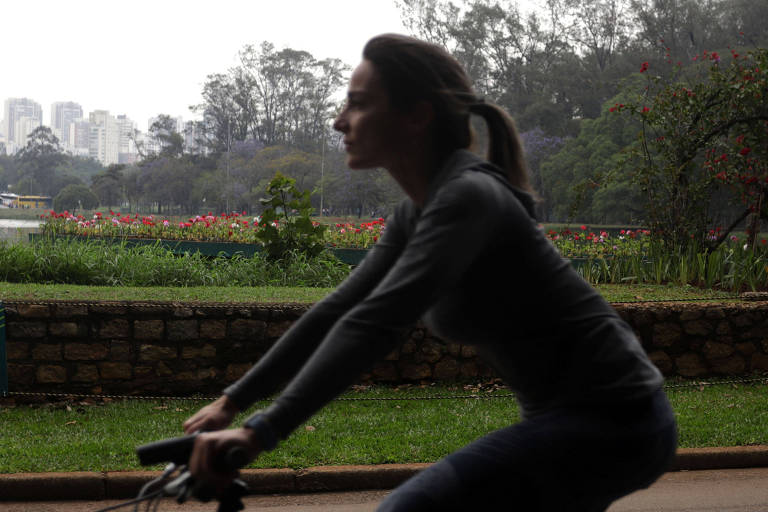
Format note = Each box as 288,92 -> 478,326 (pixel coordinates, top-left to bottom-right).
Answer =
2,468 -> 768,511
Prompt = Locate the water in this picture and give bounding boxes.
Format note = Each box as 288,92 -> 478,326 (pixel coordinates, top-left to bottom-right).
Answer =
0,219 -> 42,245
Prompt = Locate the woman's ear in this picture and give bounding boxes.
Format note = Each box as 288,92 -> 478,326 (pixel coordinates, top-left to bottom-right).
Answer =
405,100 -> 435,135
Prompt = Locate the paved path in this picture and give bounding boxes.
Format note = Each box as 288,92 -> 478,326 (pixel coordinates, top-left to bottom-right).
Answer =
3,468 -> 768,511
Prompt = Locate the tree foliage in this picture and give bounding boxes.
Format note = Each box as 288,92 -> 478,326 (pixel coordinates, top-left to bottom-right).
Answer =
617,47 -> 768,248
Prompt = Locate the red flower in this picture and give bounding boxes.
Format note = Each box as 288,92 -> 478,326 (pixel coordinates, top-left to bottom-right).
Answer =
580,225 -> 587,231
740,147 -> 752,156
640,62 -> 649,73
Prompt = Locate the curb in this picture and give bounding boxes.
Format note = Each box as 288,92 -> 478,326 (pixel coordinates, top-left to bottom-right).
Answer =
1,447 -> 768,501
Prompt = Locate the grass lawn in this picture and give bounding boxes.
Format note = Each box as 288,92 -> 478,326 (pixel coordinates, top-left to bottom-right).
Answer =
1,381 -> 766,473
0,282 -> 738,304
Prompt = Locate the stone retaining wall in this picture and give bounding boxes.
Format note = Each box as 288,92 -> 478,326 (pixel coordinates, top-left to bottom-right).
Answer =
4,300 -> 768,396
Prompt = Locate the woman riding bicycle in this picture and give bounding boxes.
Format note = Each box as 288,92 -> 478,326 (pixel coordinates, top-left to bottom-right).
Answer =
183,33 -> 677,511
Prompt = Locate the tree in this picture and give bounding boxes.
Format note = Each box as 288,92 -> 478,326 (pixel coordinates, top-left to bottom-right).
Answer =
53,184 -> 99,212
91,164 -> 125,207
617,47 -> 768,248
15,126 -> 67,196
148,115 -> 185,158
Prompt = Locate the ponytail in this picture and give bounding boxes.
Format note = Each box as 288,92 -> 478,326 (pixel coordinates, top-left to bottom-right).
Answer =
469,101 -> 536,197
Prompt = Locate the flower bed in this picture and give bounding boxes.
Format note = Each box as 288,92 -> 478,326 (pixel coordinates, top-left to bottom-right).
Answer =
39,210 -> 385,249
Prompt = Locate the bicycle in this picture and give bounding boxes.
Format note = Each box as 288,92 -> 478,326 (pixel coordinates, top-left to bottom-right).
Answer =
95,432 -> 249,512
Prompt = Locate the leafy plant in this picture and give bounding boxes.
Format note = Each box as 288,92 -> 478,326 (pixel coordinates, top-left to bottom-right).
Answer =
255,172 -> 327,259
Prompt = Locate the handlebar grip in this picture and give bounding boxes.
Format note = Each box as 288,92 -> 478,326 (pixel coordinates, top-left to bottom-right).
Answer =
136,433 -> 197,466
223,446 -> 250,470
136,434 -> 251,470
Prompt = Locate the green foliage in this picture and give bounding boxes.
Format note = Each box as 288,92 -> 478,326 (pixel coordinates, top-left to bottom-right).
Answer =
255,172 -> 326,259
617,47 -> 768,249
53,184 -> 100,212
0,238 -> 349,288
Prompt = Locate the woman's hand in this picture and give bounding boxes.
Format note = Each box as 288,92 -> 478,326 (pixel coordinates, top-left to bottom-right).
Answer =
188,427 -> 261,492
183,395 -> 240,434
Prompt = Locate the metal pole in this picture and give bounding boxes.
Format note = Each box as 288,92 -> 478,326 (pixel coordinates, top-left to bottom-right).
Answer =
0,302 -> 7,396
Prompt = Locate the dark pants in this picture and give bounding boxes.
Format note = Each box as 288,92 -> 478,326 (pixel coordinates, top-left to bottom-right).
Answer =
377,388 -> 677,512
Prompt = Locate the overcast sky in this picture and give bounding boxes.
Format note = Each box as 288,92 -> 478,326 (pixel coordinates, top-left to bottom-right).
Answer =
3,0 -> 407,130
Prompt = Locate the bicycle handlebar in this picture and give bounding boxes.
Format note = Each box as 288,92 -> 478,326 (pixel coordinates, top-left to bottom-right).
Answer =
136,432 -> 250,471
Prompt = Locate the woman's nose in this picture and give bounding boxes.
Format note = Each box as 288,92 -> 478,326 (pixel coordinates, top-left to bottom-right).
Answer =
333,112 -> 347,133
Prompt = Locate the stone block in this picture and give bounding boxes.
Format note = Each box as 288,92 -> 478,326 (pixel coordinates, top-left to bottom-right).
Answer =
679,310 -> 703,321
52,304 -> 89,318
675,353 -> 707,377
266,320 -> 293,339
200,319 -> 227,340
735,342 -> 757,356
16,304 -> 50,318
99,319 -> 130,339
400,340 -> 417,355
416,340 -> 444,364
446,343 -> 461,357
683,320 -> 711,336
704,308 -> 726,320
37,365 -> 67,383
8,364 -> 35,385
73,364 -> 99,383
226,363 -> 252,381
460,361 -> 479,378
172,307 -> 194,318
652,323 -> 682,348
7,321 -> 46,339
703,341 -> 735,361
6,341 -> 29,360
230,319 -> 266,340
32,343 -> 63,360
647,351 -> 674,376
732,313 -> 755,327
99,362 -> 132,380
400,363 -> 432,381
155,361 -> 173,376
710,355 -> 746,375
716,321 -> 732,336
139,345 -> 177,361
750,353 -> 768,372
134,320 -> 164,341
181,344 -> 216,359
434,359 -> 460,380
110,341 -> 132,361
49,322 -> 80,338
64,343 -> 108,361
371,361 -> 399,381
460,345 -> 477,358
168,320 -> 198,341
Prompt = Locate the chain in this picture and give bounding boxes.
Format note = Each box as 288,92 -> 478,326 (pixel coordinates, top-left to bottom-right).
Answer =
0,296 -> 746,307
6,376 -> 768,402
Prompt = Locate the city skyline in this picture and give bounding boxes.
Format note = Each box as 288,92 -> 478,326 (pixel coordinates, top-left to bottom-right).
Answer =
2,0 -> 408,131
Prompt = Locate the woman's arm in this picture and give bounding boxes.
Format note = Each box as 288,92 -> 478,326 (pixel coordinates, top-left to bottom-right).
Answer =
256,175 -> 502,440
220,210 -> 409,411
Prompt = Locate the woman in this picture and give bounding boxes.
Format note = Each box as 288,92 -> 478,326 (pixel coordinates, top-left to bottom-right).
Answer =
184,33 -> 677,511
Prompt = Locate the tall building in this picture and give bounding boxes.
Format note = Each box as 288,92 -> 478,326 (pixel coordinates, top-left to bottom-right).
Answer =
68,119 -> 91,157
116,114 -> 138,164
88,110 -> 119,166
51,101 -> 83,148
2,97 -> 43,153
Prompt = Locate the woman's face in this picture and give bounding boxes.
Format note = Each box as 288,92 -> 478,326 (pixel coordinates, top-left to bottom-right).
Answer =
333,60 -> 408,170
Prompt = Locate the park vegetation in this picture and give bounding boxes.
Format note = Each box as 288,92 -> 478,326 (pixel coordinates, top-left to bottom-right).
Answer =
0,0 -> 766,248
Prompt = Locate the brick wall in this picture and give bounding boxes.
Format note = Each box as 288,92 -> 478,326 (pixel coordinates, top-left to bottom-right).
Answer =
4,299 -> 768,397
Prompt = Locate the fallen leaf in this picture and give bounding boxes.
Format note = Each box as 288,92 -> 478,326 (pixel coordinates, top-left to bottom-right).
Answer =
305,425 -> 316,432
65,420 -> 77,425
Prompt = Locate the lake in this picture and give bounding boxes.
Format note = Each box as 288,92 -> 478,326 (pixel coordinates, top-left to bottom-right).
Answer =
0,219 -> 41,245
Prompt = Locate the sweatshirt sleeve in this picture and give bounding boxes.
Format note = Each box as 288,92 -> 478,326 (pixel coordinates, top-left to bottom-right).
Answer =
222,210 -> 408,411
258,175 -> 499,439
